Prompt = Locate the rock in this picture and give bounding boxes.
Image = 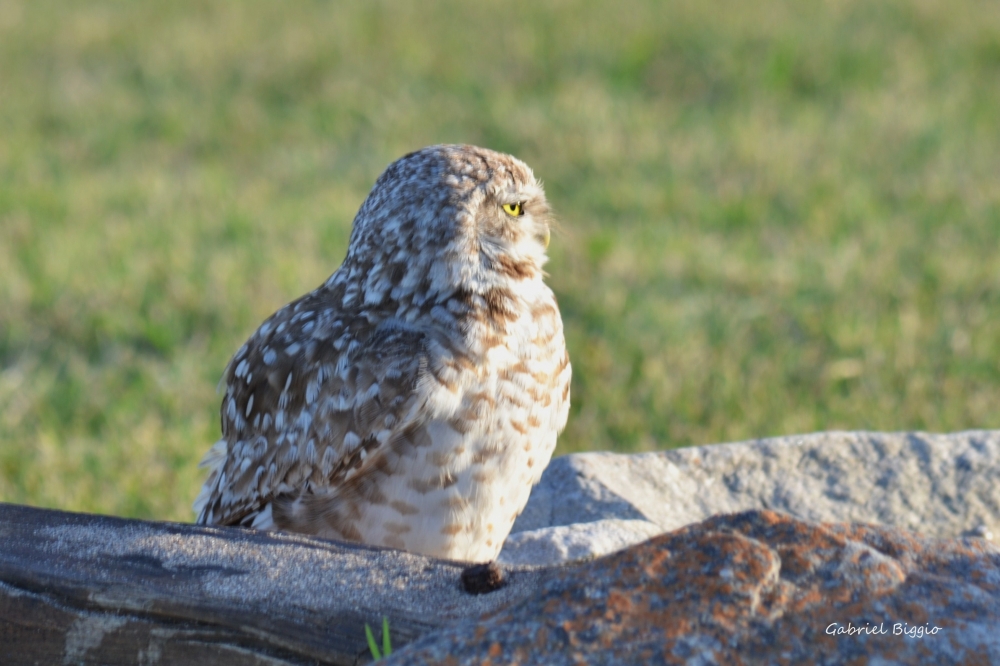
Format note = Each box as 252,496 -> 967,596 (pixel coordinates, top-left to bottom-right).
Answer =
497,519 -> 663,566
5,430 -> 1000,664
389,510 -> 1000,665
509,430 -> 1000,542
0,502 -> 544,664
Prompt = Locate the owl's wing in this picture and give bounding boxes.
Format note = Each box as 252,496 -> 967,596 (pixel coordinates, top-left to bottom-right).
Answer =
194,294 -> 459,529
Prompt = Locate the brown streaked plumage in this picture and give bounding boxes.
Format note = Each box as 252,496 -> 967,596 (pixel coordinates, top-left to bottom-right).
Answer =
194,144 -> 571,563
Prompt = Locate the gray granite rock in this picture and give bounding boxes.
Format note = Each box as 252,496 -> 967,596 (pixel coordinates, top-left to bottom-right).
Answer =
509,430 -> 1000,542
0,503 -> 543,664
499,430 -> 1000,565
497,519 -> 663,566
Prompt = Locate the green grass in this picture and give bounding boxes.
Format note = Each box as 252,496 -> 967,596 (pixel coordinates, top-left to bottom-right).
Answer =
1,0 -> 999,522
365,617 -> 392,661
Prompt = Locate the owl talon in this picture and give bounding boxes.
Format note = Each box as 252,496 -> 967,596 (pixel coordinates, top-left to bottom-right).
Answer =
461,561 -> 505,595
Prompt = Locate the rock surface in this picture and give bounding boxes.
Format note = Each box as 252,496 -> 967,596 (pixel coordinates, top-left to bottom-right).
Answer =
503,430 -> 1000,563
0,502 -> 542,665
391,510 -> 1000,665
497,519 -> 663,566
3,430 -> 999,665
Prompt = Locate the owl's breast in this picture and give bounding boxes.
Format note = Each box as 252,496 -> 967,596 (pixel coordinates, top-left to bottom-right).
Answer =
335,283 -> 570,562
436,284 -> 570,560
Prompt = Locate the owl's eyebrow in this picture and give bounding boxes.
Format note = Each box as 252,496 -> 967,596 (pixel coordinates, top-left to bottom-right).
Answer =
511,195 -> 540,209
493,187 -> 531,202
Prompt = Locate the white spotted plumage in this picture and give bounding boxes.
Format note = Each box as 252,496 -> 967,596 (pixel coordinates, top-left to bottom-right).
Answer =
194,144 -> 571,563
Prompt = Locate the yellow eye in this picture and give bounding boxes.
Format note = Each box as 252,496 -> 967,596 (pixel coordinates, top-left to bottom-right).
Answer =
502,202 -> 523,217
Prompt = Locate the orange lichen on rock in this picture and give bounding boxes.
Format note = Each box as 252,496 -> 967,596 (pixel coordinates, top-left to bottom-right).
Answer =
388,510 -> 1000,665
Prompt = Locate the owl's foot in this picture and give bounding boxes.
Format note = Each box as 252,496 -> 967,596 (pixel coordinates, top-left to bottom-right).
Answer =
461,561 -> 505,595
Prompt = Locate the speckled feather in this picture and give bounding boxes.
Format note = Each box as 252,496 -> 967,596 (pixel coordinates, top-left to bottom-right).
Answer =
194,145 -> 571,563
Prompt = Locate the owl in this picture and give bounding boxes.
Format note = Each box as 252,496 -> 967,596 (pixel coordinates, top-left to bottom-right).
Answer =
194,144 -> 571,563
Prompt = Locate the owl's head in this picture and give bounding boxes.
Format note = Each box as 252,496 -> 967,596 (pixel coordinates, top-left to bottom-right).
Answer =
335,145 -> 553,308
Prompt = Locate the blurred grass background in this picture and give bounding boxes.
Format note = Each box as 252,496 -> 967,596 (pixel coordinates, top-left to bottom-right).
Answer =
1,0 -> 999,522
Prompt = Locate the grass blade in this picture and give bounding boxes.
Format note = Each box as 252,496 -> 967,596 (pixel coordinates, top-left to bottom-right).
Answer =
365,622 -> 382,660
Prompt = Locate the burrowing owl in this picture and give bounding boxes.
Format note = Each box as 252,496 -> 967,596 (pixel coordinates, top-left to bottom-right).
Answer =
194,145 -> 571,563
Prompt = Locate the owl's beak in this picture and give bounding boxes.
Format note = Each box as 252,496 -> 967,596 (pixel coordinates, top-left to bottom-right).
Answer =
541,226 -> 550,249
